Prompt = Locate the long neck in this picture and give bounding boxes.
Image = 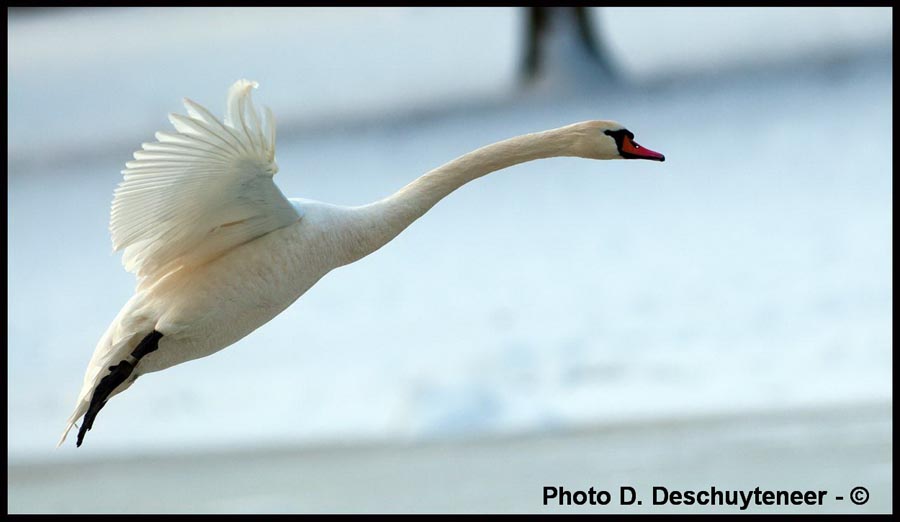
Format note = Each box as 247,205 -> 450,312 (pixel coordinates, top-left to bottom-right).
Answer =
333,126 -> 577,266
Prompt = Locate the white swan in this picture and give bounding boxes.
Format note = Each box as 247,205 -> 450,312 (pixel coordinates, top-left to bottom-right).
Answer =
59,79 -> 665,447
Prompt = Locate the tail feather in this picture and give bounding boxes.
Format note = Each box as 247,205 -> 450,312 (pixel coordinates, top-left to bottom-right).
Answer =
57,401 -> 88,448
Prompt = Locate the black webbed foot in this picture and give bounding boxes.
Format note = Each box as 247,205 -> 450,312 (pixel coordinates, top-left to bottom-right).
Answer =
76,330 -> 163,447
76,360 -> 134,447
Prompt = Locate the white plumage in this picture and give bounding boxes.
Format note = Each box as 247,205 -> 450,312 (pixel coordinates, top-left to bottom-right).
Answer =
59,79 -> 664,447
112,80 -> 298,289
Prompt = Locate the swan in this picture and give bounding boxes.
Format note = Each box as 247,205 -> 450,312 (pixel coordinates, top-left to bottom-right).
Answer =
58,79 -> 665,447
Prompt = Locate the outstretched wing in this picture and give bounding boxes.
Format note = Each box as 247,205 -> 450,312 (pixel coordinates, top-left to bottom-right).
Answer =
110,80 -> 299,288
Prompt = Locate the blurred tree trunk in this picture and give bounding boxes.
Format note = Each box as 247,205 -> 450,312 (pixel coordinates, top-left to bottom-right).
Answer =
522,7 -> 618,86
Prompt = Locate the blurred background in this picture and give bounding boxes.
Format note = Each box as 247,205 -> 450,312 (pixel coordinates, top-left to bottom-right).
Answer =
7,7 -> 892,513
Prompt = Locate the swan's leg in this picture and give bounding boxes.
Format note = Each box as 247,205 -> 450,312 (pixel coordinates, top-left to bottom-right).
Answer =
76,330 -> 164,447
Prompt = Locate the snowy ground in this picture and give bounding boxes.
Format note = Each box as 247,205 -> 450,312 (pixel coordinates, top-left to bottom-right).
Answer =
8,404 -> 892,513
7,6 -> 893,513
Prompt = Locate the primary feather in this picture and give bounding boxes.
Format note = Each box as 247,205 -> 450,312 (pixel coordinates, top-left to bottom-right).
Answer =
110,79 -> 298,290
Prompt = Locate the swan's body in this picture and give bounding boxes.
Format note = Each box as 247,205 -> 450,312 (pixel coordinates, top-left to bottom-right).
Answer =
59,80 -> 664,447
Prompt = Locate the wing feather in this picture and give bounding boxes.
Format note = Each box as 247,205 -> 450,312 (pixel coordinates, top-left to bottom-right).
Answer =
110,79 -> 299,289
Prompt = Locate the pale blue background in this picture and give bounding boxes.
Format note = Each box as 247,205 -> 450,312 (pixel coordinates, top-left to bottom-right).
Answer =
8,7 -> 892,465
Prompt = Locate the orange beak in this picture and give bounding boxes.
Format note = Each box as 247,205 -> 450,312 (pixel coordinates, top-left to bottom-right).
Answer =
623,135 -> 665,162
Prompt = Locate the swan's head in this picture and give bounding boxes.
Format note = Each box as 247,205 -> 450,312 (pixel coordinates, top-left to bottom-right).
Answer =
567,120 -> 665,162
